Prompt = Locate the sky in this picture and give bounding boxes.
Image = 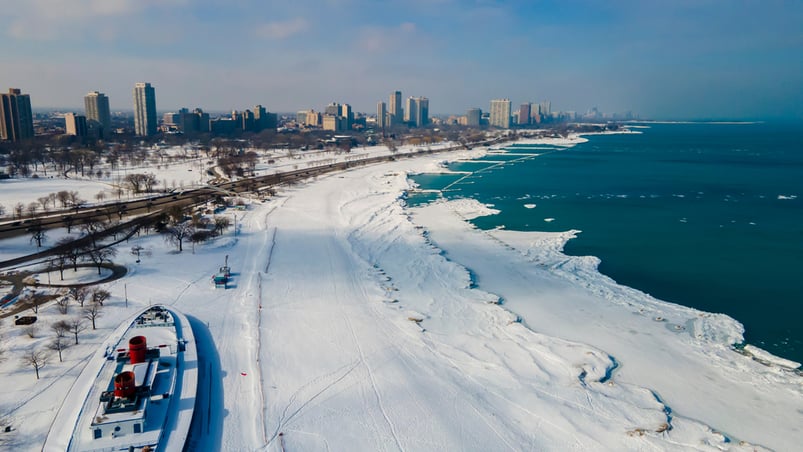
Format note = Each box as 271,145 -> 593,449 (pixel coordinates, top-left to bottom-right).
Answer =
1,0 -> 801,120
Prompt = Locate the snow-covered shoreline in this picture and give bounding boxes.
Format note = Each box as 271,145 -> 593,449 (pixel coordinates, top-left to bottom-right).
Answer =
1,132 -> 800,451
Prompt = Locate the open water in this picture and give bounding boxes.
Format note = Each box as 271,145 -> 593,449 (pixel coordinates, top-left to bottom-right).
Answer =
409,123 -> 803,364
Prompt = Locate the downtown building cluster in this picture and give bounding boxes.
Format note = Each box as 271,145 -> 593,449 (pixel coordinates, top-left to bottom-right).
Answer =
0,84 -> 631,144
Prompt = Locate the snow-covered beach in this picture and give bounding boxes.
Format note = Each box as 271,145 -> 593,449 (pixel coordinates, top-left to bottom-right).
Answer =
1,135 -> 801,451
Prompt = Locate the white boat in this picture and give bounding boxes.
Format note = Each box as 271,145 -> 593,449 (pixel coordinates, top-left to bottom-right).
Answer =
43,305 -> 198,451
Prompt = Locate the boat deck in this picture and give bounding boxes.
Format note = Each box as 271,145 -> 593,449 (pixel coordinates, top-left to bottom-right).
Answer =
44,306 -> 197,452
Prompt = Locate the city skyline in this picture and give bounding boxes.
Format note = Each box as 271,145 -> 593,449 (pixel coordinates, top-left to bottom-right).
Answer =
1,1 -> 801,120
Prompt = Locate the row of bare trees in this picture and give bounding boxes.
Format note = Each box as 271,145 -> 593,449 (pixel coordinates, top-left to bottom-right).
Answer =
2,190 -> 85,221
16,285 -> 112,382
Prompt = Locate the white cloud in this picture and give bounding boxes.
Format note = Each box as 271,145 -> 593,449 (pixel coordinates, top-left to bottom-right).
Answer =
358,22 -> 420,53
0,0 -> 187,41
254,18 -> 310,40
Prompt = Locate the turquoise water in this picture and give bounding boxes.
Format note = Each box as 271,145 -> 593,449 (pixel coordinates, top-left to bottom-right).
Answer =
409,123 -> 803,364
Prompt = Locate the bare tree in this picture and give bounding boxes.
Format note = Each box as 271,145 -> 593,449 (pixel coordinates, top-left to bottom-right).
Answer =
47,192 -> 57,210
26,202 -> 39,218
124,173 -> 158,194
55,296 -> 70,314
68,318 -> 86,344
83,245 -> 116,275
28,221 -> 47,248
49,327 -> 69,362
130,245 -> 151,263
56,190 -> 71,208
55,237 -> 81,272
80,217 -> 106,248
83,303 -> 103,330
67,190 -> 82,208
21,349 -> 49,380
212,216 -> 232,236
68,287 -> 89,307
91,288 -> 111,306
13,202 -> 24,219
27,293 -> 43,315
37,196 -> 50,212
163,222 -> 195,252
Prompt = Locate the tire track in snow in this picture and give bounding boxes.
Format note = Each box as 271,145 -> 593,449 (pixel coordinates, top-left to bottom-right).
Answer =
325,228 -> 405,452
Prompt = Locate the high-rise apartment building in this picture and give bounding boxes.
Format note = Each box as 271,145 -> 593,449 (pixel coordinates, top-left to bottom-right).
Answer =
64,113 -> 87,136
84,91 -> 111,137
325,102 -> 341,117
339,104 -> 353,129
389,91 -> 402,126
0,88 -> 34,142
518,103 -> 531,125
466,108 -> 482,127
538,101 -> 551,119
133,82 -> 157,136
404,96 -> 429,127
489,99 -> 512,128
376,101 -> 387,129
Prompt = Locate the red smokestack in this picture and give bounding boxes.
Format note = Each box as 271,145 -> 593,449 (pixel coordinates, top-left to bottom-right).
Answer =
113,371 -> 136,398
129,335 -> 147,364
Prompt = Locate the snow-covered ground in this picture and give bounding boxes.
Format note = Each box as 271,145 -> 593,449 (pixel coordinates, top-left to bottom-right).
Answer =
1,134 -> 801,451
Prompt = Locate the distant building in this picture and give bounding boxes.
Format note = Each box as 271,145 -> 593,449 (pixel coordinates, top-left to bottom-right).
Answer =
489,99 -> 511,128
210,118 -> 238,134
404,96 -> 429,127
305,110 -> 321,127
389,90 -> 402,126
339,104 -> 352,129
296,110 -> 308,125
84,91 -> 111,137
0,88 -> 34,141
163,112 -> 180,126
178,108 -> 210,134
325,102 -> 341,117
133,82 -> 157,136
539,101 -> 551,116
376,101 -> 387,129
64,113 -> 88,136
322,115 -> 347,132
253,105 -> 277,131
518,103 -> 531,125
466,108 -> 481,127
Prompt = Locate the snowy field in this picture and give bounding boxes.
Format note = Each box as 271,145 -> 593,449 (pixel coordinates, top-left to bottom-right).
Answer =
0,141 -> 458,215
1,134 -> 801,451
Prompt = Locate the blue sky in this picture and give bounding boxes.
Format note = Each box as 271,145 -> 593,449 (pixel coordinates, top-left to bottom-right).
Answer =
1,0 -> 801,119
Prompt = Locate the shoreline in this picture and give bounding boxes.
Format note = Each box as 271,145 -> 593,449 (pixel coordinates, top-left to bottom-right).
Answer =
400,133 -> 801,448
408,129 -> 801,369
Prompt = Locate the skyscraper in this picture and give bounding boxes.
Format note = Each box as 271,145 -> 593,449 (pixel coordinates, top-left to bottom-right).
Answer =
466,108 -> 482,127
389,91 -> 402,126
376,101 -> 387,129
64,113 -> 87,136
405,97 -> 429,127
489,99 -> 512,128
404,97 -> 415,124
518,103 -> 531,125
340,104 -> 353,130
0,88 -> 34,142
133,82 -> 157,136
84,91 -> 111,137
